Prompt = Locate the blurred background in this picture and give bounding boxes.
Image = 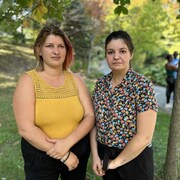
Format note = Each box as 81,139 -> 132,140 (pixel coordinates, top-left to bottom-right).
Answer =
0,0 -> 180,179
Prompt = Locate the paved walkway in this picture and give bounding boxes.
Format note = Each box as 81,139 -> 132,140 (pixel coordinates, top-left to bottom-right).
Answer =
154,85 -> 173,114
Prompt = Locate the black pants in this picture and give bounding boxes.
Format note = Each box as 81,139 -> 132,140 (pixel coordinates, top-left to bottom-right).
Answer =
21,135 -> 90,180
98,142 -> 154,180
166,76 -> 176,103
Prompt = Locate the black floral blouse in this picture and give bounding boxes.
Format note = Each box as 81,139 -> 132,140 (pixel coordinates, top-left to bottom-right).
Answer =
92,68 -> 158,149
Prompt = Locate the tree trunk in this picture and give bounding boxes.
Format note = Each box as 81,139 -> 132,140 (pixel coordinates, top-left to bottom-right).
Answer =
87,36 -> 94,75
163,66 -> 180,180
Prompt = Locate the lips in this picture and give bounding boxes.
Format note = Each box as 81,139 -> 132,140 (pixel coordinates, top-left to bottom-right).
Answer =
51,57 -> 61,60
112,62 -> 122,65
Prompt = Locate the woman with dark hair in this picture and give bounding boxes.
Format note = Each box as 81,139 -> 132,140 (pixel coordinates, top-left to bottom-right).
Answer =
90,30 -> 158,180
13,24 -> 94,180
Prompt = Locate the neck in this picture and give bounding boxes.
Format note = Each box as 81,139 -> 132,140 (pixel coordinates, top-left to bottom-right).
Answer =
112,68 -> 128,85
44,66 -> 63,78
40,67 -> 65,87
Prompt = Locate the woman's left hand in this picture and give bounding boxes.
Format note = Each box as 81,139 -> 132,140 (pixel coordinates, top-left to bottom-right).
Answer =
46,138 -> 70,159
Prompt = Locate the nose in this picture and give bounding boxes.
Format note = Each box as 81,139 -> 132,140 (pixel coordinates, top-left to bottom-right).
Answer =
113,52 -> 120,60
53,47 -> 60,54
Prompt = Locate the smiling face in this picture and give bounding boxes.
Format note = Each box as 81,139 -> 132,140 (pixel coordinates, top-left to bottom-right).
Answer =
106,39 -> 133,73
38,34 -> 67,70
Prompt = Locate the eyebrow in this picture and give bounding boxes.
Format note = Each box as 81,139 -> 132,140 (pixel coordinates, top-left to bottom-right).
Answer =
44,42 -> 65,45
106,47 -> 127,51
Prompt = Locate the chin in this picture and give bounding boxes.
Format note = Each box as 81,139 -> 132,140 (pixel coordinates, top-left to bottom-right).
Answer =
112,67 -> 123,71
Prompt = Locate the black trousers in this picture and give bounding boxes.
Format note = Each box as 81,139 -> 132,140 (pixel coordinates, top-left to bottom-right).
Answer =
21,135 -> 90,180
98,142 -> 154,180
166,76 -> 176,103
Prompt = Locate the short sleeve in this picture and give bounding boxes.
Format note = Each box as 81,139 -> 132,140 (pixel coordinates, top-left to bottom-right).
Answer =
136,80 -> 158,114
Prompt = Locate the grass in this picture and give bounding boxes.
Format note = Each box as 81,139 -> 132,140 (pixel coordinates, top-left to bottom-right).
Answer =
0,81 -> 173,180
153,109 -> 171,179
0,38 -> 179,179
0,86 -> 24,179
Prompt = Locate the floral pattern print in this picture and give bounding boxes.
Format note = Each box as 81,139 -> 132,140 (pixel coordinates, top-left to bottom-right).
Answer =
92,68 -> 158,149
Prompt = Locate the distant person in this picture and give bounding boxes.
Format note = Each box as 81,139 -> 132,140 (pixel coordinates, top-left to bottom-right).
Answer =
165,54 -> 178,108
13,24 -> 94,180
171,51 -> 179,80
90,30 -> 158,180
172,51 -> 179,65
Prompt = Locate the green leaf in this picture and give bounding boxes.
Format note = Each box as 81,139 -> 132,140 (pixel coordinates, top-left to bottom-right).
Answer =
176,14 -> 180,19
120,0 -> 126,6
126,0 -> 131,5
121,6 -> 128,15
114,5 -> 122,15
16,0 -> 29,7
113,0 -> 120,5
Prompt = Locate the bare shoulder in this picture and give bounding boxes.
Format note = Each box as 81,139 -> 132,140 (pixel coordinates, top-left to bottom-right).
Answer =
16,73 -> 33,86
72,73 -> 90,95
72,73 -> 86,86
14,72 -> 34,96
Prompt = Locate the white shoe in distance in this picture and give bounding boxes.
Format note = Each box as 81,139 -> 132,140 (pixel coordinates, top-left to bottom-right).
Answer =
165,103 -> 173,108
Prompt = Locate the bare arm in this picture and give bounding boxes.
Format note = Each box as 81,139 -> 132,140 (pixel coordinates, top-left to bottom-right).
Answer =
108,109 -> 157,169
13,73 -> 54,151
66,74 -> 95,144
90,126 -> 105,176
90,126 -> 98,159
165,63 -> 178,71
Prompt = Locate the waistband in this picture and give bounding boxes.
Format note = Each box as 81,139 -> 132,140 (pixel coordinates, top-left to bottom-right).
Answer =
98,142 -> 152,171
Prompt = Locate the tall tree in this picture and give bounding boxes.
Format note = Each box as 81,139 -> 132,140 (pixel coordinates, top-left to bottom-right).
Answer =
81,0 -> 109,74
60,0 -> 92,68
163,65 -> 180,180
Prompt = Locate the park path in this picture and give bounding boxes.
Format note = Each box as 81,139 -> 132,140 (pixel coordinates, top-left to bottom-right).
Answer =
154,85 -> 172,114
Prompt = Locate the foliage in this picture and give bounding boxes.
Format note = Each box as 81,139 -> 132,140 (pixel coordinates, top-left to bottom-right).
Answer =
142,64 -> 166,86
0,0 -> 71,33
113,0 -> 130,15
112,0 -> 180,19
0,0 -> 179,73
61,0 -> 92,65
130,0 -> 169,66
101,0 -> 173,74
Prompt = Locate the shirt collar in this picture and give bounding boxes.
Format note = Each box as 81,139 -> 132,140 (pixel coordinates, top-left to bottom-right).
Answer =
104,68 -> 134,88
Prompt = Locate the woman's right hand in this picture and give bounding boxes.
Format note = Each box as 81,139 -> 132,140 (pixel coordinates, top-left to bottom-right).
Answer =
63,151 -> 79,171
92,156 -> 105,176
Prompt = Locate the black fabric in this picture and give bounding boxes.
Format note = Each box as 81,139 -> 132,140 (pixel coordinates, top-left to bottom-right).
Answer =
166,76 -> 176,103
21,134 -> 90,180
98,142 -> 154,180
166,76 -> 176,84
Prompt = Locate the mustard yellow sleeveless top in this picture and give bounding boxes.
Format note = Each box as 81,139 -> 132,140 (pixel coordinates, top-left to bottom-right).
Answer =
26,70 -> 84,138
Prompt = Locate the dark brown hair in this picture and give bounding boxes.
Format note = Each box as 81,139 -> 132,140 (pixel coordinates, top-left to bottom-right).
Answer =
105,30 -> 134,55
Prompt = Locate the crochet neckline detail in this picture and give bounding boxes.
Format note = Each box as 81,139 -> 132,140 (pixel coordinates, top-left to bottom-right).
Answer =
33,70 -> 66,89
